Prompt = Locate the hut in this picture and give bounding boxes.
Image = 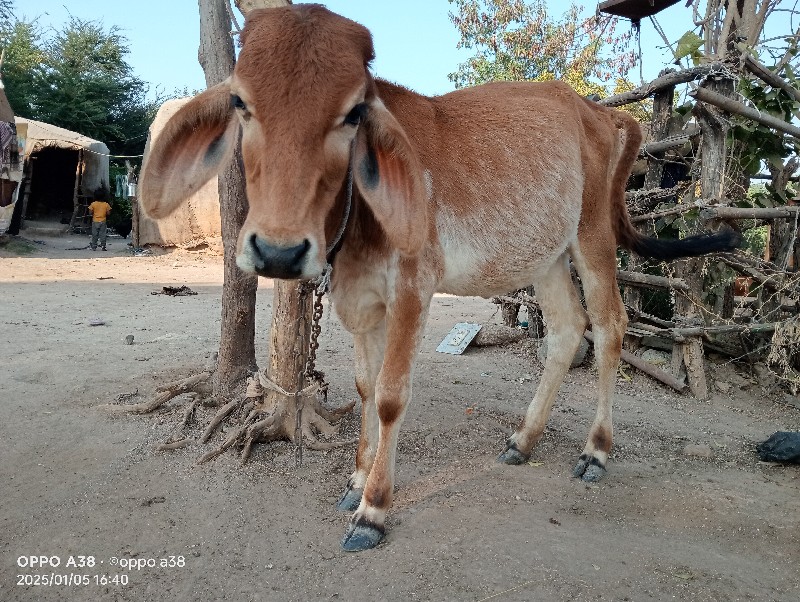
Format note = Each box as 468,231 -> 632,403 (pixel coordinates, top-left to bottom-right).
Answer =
137,98 -> 222,249
8,117 -> 110,235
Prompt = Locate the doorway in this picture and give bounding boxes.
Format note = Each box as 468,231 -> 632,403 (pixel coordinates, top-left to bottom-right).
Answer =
25,146 -> 80,223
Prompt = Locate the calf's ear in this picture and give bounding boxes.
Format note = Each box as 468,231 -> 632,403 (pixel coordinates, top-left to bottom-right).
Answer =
354,98 -> 428,256
140,82 -> 238,219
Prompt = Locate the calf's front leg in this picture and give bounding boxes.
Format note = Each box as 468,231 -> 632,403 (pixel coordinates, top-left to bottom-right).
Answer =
341,291 -> 429,552
336,324 -> 386,512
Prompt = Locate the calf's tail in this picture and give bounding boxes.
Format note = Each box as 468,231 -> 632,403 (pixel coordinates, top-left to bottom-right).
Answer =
621,227 -> 742,261
609,111 -> 742,261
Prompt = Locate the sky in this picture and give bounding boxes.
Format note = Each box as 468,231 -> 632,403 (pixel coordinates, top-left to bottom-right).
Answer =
24,1 -> 702,100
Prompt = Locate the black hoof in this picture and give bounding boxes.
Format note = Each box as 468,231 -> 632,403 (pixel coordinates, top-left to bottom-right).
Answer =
497,442 -> 530,465
572,454 -> 607,482
341,518 -> 385,552
335,485 -> 363,512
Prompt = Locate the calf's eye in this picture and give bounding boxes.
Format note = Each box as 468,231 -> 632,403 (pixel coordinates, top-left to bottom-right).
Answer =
344,103 -> 368,127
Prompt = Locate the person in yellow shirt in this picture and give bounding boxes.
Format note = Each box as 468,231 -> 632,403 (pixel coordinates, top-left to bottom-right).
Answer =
87,188 -> 112,251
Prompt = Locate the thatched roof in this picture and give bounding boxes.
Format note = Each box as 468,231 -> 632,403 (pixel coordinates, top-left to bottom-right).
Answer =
16,116 -> 110,194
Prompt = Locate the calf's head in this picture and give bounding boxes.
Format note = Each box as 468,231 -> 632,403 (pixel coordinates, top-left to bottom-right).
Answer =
140,4 -> 427,279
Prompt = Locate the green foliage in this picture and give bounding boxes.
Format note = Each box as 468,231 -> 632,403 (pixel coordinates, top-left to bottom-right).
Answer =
447,0 -> 636,94
0,12 -> 162,160
0,20 -> 43,118
674,31 -> 704,65
742,225 -> 769,258
0,0 -> 13,23
733,75 -> 799,180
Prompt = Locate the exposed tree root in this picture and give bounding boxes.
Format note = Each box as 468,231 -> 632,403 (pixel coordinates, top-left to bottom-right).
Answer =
100,371 -> 214,415
197,387 -> 357,466
156,439 -> 193,452
200,399 -> 239,443
108,361 -> 356,465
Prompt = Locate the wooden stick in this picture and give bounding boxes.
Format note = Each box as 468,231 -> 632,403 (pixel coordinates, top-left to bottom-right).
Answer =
628,322 -> 665,334
599,63 -> 724,107
669,323 -> 778,337
626,185 -> 684,202
718,256 -> 786,291
631,203 -> 701,223
584,331 -> 687,392
629,309 -> 676,328
617,270 -> 690,291
699,205 -> 800,220
630,322 -> 781,341
491,292 -> 538,306
689,84 -> 800,140
639,124 -> 701,157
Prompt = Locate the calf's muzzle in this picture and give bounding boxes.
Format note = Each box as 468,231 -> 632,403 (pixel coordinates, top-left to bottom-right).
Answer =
247,234 -> 310,279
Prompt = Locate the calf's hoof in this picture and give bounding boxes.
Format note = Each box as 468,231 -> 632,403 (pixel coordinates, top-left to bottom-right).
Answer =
572,454 -> 607,482
335,485 -> 363,512
497,442 -> 529,465
341,518 -> 384,552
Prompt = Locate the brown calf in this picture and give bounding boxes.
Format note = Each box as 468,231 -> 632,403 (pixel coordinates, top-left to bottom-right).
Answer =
141,4 -> 740,552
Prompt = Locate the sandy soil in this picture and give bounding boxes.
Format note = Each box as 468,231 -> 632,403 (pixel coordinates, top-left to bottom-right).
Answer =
1,231 -> 799,602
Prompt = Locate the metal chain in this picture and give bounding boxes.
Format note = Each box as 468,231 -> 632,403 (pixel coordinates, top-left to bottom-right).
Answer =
294,281 -> 311,468
305,282 -> 327,386
293,268 -> 332,468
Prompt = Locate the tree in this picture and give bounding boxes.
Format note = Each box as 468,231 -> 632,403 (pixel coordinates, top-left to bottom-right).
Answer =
0,14 -> 159,157
0,19 -> 41,117
34,17 -> 159,156
197,0 -> 259,395
448,0 -> 636,97
0,0 -> 13,23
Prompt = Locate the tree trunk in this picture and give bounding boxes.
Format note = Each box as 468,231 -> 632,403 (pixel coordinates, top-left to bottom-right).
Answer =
198,0 -> 259,397
264,280 -> 311,413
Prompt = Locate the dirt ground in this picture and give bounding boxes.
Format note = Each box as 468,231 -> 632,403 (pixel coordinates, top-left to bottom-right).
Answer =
1,230 -> 799,602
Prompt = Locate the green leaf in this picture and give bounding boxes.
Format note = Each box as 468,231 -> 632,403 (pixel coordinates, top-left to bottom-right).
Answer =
674,31 -> 703,61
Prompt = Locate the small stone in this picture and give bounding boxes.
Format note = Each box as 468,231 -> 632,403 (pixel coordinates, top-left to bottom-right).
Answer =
683,444 -> 714,458
753,362 -> 773,384
124,335 -> 135,345
715,380 -> 731,393
641,349 -> 671,367
782,394 -> 800,409
728,372 -> 751,387
538,337 -> 588,368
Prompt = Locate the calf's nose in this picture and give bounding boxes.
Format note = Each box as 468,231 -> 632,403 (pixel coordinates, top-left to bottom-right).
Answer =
249,235 -> 310,279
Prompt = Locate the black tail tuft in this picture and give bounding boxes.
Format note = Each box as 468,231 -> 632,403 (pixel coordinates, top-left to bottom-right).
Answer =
631,229 -> 742,261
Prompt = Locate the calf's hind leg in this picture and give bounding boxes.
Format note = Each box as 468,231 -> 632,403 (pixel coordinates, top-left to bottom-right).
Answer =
570,241 -> 628,482
498,253 -> 589,464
